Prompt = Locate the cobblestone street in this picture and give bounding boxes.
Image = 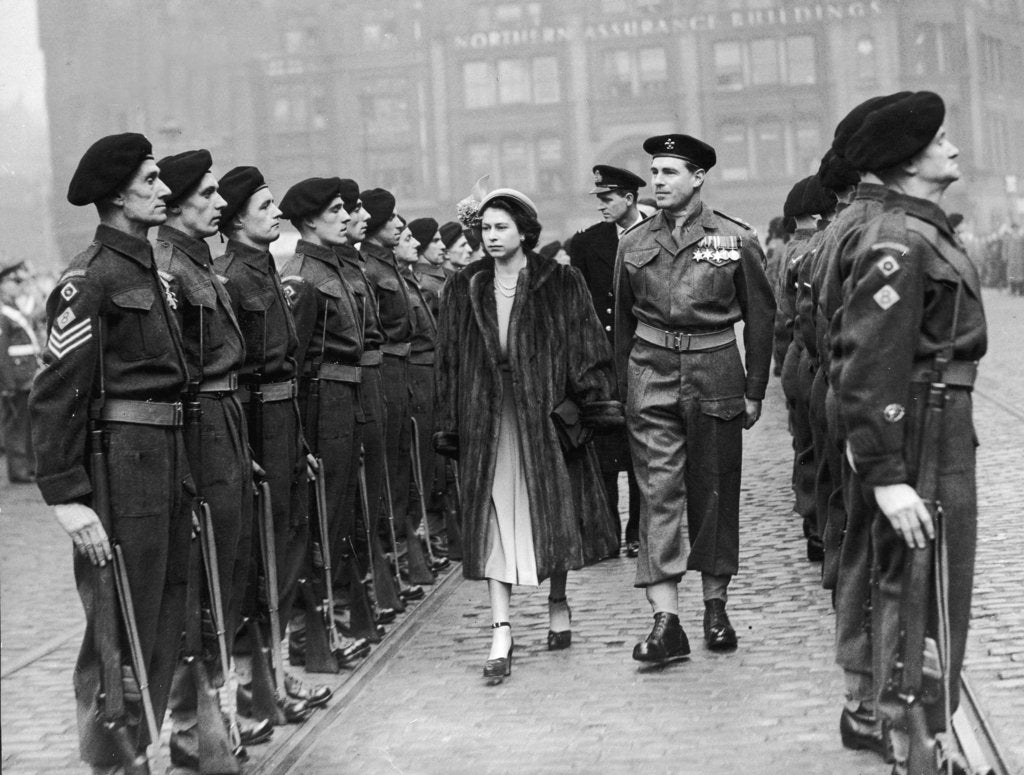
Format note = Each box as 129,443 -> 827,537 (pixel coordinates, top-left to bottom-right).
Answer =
2,289 -> 1022,775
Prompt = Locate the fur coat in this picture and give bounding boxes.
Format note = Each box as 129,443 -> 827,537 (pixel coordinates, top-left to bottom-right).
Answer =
433,251 -> 624,582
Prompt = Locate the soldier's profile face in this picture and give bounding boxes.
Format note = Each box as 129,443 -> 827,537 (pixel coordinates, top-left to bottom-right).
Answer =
176,172 -> 227,239
422,232 -> 445,265
395,226 -> 419,263
346,203 -> 368,244
650,157 -> 702,213
119,157 -> 170,227
380,214 -> 403,248
309,196 -> 350,246
596,191 -> 630,224
447,234 -> 471,267
913,125 -> 961,186
239,187 -> 281,245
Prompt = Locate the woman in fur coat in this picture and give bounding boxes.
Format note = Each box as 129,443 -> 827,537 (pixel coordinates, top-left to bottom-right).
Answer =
433,188 -> 624,682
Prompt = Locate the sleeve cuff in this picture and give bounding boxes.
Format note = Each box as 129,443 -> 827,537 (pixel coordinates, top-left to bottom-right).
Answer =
37,467 -> 92,506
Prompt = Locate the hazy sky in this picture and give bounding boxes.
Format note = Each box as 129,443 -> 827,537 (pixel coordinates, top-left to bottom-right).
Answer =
0,0 -> 46,119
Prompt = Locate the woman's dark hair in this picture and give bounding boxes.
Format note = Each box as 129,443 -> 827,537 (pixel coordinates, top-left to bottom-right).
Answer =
480,197 -> 543,253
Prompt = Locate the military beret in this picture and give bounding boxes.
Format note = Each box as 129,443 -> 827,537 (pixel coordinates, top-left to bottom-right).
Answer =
0,259 -> 27,282
439,221 -> 463,249
157,149 -> 213,205
589,164 -> 646,194
832,92 -> 911,158
783,176 -> 835,218
816,149 -> 860,192
338,178 -> 360,213
217,166 -> 268,229
642,134 -> 716,171
67,132 -> 153,206
280,177 -> 343,221
463,228 -> 481,251
408,217 -> 439,251
361,188 -> 397,234
479,188 -> 539,219
845,92 -> 946,173
538,241 -> 562,260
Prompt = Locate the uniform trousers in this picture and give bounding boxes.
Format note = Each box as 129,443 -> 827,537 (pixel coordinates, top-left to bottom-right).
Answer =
871,386 -> 977,733
170,394 -> 252,730
782,342 -> 817,541
817,374 -> 846,590
1,390 -> 33,481
74,423 -> 191,766
380,354 -> 412,540
407,361 -> 443,536
358,365 -> 388,558
627,341 -> 745,588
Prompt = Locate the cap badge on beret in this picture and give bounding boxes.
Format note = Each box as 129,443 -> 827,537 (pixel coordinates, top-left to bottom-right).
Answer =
664,138 -> 676,150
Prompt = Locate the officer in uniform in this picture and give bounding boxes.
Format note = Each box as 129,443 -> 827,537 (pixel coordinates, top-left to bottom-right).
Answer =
213,166 -> 332,717
29,133 -> 191,774
835,93 -> 985,774
0,260 -> 42,483
153,149 -> 270,763
280,177 -> 374,658
440,220 -> 471,274
360,189 -> 423,579
615,134 -> 775,661
569,165 -> 646,557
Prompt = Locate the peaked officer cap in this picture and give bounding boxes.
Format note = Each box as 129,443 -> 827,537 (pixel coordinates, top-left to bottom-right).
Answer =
217,166 -> 268,229
589,164 -> 646,194
280,177 -> 343,221
408,217 -> 439,250
157,149 -> 214,206
361,188 -> 397,234
784,175 -> 835,218
642,134 -> 716,171
439,221 -> 463,249
67,132 -> 154,206
845,92 -> 946,173
338,178 -> 361,213
478,188 -> 539,219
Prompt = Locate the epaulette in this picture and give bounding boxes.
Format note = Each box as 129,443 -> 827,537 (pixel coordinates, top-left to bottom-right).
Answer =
712,209 -> 753,231
64,242 -> 102,273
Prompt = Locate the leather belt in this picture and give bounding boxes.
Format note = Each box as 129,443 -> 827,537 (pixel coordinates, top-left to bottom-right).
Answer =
237,379 -> 296,403
634,321 -> 736,353
910,360 -> 977,387
318,363 -> 362,383
380,342 -> 412,358
99,399 -> 183,427
360,350 -> 383,367
408,351 -> 435,366
198,373 -> 239,393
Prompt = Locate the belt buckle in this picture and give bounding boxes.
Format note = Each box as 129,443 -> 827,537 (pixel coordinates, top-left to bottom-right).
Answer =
672,332 -> 690,352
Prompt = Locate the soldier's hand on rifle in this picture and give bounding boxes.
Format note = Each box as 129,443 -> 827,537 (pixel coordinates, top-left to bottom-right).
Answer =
306,453 -> 318,481
743,398 -> 762,430
54,503 -> 113,566
873,483 -> 935,549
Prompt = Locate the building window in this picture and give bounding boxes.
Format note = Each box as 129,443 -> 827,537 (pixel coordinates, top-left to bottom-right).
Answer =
464,136 -> 563,193
793,119 -> 823,176
537,136 -> 565,193
501,138 -> 533,190
533,57 -> 561,104
363,94 -> 411,137
755,120 -> 786,178
602,47 -> 668,98
749,39 -> 780,85
855,36 -> 877,82
497,59 -> 531,104
718,123 -> 750,182
714,42 -> 744,90
785,36 -> 816,84
367,149 -> 416,200
906,24 -> 943,77
464,61 -> 496,108
468,141 -> 494,175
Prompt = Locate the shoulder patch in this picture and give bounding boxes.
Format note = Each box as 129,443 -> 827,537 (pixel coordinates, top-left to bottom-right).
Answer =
873,285 -> 900,310
712,209 -> 753,231
871,241 -> 910,255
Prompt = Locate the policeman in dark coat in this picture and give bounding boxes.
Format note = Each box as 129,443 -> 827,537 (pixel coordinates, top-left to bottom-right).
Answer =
835,92 -> 986,773
29,133 -> 191,773
0,260 -> 41,483
213,166 -> 332,716
569,165 -> 646,557
615,134 -> 775,661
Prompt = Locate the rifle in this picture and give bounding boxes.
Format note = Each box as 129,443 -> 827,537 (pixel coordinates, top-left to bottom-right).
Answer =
88,318 -> 154,775
358,446 -> 404,613
409,417 -> 450,572
380,462 -> 420,599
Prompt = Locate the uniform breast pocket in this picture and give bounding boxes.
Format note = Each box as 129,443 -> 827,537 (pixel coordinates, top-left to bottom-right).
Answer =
623,248 -> 660,301
319,280 -> 359,338
109,286 -> 169,361
182,280 -> 224,354
686,259 -> 735,302
239,287 -> 275,343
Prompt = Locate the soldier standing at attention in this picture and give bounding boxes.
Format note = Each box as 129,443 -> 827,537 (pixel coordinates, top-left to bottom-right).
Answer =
615,135 -> 775,662
213,166 -> 332,717
569,165 -> 646,558
835,92 -> 985,775
29,133 -> 191,774
153,150 -> 267,765
0,260 -> 42,483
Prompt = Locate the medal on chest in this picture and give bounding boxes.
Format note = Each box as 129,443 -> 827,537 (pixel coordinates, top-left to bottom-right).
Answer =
693,235 -> 741,267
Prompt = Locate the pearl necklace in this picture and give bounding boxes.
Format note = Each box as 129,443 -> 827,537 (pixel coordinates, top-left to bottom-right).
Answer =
494,275 -> 518,297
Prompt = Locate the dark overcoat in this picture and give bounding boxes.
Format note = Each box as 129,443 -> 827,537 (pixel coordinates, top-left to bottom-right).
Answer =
433,252 -> 623,582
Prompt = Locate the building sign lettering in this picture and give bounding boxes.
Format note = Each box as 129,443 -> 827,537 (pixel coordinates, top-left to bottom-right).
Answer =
452,1 -> 884,49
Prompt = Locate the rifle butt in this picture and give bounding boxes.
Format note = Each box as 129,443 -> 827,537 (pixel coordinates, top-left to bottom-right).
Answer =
245,620 -> 287,726
370,532 -> 404,612
192,661 -> 242,775
297,580 -> 339,674
344,551 -> 383,644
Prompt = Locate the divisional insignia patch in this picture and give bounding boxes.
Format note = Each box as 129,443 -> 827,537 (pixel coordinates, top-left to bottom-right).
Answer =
873,285 -> 900,310
876,255 -> 900,277
48,316 -> 92,359
56,308 -> 76,330
883,404 -> 905,423
60,283 -> 78,301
